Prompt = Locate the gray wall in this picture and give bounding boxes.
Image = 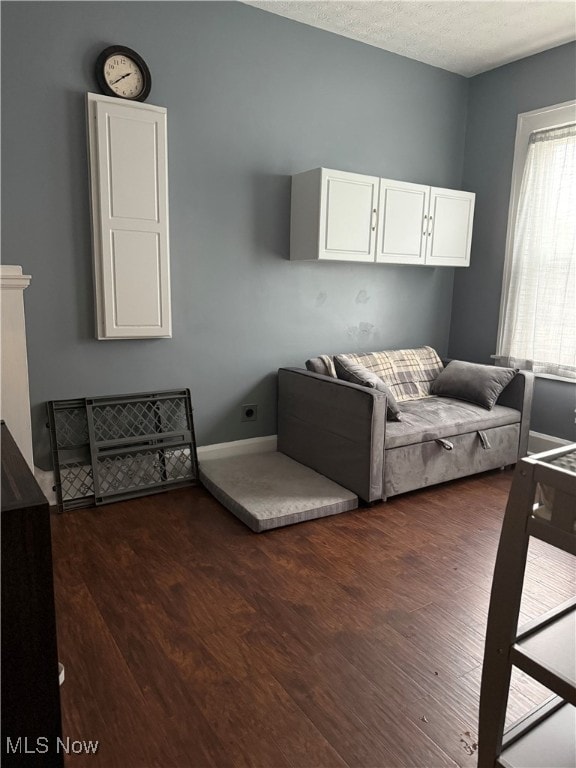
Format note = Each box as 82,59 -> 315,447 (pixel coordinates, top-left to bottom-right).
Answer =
2,2 -> 468,467
450,43 -> 576,441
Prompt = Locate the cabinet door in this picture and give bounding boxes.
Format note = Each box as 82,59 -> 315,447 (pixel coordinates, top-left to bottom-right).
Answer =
319,169 -> 379,262
425,188 -> 475,267
87,94 -> 171,339
376,179 -> 429,265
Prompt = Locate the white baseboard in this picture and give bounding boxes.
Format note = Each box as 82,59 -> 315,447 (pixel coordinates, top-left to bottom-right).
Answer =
36,435 -> 279,509
197,434 -> 277,461
528,430 -> 571,455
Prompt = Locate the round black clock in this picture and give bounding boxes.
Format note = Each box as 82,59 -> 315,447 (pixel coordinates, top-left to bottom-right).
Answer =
95,45 -> 151,102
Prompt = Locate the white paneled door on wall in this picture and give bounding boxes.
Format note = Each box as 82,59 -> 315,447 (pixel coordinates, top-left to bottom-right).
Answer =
87,93 -> 172,339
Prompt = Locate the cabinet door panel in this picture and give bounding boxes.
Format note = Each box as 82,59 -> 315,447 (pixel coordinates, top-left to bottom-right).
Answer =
426,188 -> 475,267
108,116 -> 159,222
110,231 -> 162,329
376,180 -> 429,264
320,170 -> 378,261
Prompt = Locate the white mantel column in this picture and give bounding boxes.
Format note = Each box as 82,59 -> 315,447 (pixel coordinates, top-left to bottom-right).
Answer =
0,265 -> 34,469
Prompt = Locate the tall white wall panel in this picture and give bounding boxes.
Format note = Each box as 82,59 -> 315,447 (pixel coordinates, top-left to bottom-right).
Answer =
87,93 -> 171,339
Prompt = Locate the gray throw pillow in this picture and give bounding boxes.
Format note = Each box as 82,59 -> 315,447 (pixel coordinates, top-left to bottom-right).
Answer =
334,355 -> 402,421
430,360 -> 516,410
305,355 -> 336,377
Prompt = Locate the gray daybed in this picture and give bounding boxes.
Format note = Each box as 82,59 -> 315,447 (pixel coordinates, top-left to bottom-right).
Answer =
278,346 -> 534,503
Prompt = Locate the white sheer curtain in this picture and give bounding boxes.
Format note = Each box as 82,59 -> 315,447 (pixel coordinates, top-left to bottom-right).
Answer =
497,123 -> 576,379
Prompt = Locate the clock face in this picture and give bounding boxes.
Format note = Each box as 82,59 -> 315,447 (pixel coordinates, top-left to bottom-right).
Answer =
103,54 -> 144,99
95,46 -> 151,102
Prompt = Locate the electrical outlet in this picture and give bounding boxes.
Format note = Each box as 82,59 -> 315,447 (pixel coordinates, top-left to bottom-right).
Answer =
241,404 -> 258,422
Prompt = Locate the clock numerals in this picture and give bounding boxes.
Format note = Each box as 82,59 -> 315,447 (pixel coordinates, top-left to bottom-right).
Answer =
104,55 -> 144,98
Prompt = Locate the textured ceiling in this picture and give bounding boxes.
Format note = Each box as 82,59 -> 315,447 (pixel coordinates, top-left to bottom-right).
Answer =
244,1 -> 576,77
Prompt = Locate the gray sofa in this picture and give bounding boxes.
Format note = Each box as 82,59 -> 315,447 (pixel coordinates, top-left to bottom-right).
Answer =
277,348 -> 534,503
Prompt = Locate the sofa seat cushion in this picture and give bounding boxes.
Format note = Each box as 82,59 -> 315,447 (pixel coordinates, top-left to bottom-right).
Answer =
384,396 -> 521,449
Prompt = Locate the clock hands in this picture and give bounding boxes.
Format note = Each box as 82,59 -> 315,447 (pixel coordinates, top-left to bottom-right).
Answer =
110,72 -> 133,85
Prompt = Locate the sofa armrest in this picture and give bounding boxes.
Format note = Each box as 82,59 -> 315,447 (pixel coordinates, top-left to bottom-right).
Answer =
277,368 -> 386,502
496,370 -> 534,458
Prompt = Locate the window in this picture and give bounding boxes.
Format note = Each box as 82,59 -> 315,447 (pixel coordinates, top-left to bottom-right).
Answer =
496,101 -> 576,380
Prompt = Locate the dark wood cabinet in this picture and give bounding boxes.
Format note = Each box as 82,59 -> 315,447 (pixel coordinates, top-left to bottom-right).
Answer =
1,422 -> 63,767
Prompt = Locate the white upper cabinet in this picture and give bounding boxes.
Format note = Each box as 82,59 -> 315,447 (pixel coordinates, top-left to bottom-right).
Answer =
290,167 -> 475,267
376,180 -> 430,265
87,93 -> 172,339
290,168 -> 379,262
425,187 -> 475,267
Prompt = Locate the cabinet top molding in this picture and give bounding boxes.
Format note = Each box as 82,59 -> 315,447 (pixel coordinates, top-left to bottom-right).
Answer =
0,265 -> 31,290
295,167 -> 465,195
86,92 -> 166,115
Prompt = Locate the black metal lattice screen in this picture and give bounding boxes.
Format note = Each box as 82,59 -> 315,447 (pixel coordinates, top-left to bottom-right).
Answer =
47,390 -> 198,512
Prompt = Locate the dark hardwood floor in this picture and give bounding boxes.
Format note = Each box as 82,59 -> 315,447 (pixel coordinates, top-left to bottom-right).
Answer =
50,469 -> 574,768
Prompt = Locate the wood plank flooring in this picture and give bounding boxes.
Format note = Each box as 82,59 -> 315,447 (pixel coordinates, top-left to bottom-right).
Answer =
50,469 -> 574,768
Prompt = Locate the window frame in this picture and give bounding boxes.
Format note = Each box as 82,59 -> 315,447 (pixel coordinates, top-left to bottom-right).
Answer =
497,99 -> 576,382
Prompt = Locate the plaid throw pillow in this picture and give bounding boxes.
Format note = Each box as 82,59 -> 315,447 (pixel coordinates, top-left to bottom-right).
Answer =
338,346 -> 444,402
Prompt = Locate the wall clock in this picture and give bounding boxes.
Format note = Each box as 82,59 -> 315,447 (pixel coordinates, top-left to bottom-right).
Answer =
95,45 -> 151,102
